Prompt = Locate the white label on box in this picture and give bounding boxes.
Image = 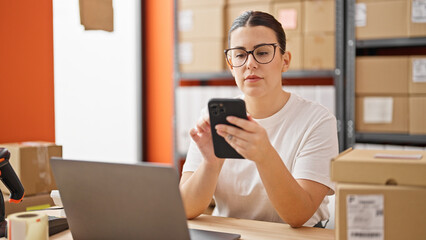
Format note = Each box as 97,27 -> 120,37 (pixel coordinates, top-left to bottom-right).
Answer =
412,59 -> 426,82
412,0 -> 426,23
363,97 -> 393,124
355,3 -> 367,27
179,10 -> 193,32
179,42 -> 193,64
347,195 -> 384,240
278,9 -> 298,30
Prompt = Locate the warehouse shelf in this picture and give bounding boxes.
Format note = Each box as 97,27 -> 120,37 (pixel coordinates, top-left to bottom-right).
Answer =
356,37 -> 426,49
356,133 -> 426,146
345,0 -> 426,150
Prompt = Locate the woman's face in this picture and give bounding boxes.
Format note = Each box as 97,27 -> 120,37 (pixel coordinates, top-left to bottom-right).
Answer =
228,26 -> 290,98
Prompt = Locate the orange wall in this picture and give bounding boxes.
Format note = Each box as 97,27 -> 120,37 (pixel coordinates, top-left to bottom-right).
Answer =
0,0 -> 55,143
144,1 -> 175,164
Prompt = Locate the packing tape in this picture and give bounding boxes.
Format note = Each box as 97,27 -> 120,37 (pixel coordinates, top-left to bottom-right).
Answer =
7,212 -> 48,240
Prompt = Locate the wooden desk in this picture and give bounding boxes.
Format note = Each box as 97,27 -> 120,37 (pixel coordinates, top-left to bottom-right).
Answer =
11,210 -> 335,240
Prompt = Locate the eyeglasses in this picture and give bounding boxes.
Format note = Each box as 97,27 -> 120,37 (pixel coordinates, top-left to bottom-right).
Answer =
224,43 -> 283,68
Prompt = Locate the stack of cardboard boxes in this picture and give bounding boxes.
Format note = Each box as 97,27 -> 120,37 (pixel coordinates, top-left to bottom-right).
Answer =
355,0 -> 426,135
332,149 -> 426,240
178,0 -> 336,73
0,142 -> 61,216
355,0 -> 426,40
178,0 -> 226,73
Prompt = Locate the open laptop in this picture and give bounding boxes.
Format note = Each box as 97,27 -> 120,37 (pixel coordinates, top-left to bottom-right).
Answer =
50,157 -> 240,240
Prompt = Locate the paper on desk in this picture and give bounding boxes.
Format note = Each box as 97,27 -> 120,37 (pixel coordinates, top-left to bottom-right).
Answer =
363,97 -> 393,124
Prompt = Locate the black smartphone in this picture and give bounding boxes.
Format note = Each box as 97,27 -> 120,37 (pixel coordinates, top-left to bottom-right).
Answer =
208,98 -> 248,159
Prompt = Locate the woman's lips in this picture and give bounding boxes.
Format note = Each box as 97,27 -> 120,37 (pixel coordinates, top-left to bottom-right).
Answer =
245,75 -> 263,82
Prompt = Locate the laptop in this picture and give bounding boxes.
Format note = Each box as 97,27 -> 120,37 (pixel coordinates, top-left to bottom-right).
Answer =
50,157 -> 240,240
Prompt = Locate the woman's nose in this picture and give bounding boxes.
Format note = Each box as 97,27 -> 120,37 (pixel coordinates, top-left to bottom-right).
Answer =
245,53 -> 258,69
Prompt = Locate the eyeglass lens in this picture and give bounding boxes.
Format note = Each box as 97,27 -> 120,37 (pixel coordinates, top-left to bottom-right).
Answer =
226,45 -> 276,67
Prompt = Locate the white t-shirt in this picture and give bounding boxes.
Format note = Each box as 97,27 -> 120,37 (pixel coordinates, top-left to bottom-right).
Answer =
182,93 -> 338,226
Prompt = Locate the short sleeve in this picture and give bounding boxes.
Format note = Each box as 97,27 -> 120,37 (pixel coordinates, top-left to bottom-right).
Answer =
182,139 -> 203,173
292,115 -> 338,195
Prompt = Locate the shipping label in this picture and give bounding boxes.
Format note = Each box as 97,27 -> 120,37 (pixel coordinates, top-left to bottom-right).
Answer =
355,3 -> 367,27
278,9 -> 298,30
412,58 -> 426,82
347,195 -> 384,240
179,42 -> 193,64
179,10 -> 193,32
363,97 -> 393,124
412,0 -> 426,23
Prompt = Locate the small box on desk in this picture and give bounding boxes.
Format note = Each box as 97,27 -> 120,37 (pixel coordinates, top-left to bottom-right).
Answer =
0,142 -> 62,196
332,149 -> 426,240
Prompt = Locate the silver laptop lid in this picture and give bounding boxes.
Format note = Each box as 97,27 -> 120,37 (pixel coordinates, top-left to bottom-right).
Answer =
50,158 -> 190,240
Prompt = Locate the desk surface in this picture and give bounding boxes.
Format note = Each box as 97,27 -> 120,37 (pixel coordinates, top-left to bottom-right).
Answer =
5,209 -> 333,240
47,213 -> 334,240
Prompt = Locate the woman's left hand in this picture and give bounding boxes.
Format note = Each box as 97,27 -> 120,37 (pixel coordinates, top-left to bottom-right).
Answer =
215,115 -> 272,163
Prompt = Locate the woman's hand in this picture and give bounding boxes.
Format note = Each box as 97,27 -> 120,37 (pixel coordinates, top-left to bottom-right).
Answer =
215,115 -> 273,163
190,114 -> 225,166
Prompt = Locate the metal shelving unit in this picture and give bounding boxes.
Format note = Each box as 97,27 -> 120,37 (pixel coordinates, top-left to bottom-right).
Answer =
344,0 -> 426,149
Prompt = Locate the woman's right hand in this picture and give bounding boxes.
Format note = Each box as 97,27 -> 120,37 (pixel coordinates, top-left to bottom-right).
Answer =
190,114 -> 225,166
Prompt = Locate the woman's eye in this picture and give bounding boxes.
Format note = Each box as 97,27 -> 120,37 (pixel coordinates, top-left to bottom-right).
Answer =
256,51 -> 269,56
235,53 -> 246,58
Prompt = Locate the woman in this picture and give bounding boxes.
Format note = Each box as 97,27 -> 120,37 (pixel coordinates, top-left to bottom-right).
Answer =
179,11 -> 338,228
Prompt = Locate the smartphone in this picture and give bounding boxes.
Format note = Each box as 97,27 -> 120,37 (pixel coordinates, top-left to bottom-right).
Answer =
208,98 -> 248,159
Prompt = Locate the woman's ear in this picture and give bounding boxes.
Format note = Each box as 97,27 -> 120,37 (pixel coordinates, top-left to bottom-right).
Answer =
281,51 -> 291,73
226,59 -> 235,77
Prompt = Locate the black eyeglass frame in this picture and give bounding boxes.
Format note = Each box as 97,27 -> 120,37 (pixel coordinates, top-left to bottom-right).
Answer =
224,43 -> 284,68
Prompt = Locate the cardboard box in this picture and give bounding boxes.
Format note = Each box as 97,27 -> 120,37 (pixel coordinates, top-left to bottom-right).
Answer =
286,34 -> 303,70
303,32 -> 335,70
303,0 -> 335,33
4,193 -> 54,217
273,1 -> 303,36
226,2 -> 273,33
331,149 -> 426,187
335,183 -> 426,240
0,142 -> 62,196
409,0 -> 426,37
179,39 -> 225,73
409,96 -> 426,134
355,0 -> 409,40
178,1 -> 225,40
409,56 -> 426,94
356,56 -> 409,95
355,95 -> 409,133
179,0 -> 225,7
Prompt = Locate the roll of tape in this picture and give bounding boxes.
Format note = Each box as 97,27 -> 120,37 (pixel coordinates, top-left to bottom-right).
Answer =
7,212 -> 48,240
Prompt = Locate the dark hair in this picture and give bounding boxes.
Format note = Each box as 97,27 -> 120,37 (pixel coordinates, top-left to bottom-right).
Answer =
228,11 -> 286,54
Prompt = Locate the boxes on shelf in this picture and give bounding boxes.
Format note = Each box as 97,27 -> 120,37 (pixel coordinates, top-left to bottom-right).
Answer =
4,193 -> 54,217
332,149 -> 426,240
409,96 -> 426,134
355,95 -> 409,133
178,0 -> 226,73
355,0 -> 409,40
0,142 -> 62,196
273,1 -> 303,36
356,56 -> 409,95
303,0 -> 335,33
409,56 -> 426,94
303,32 -> 335,70
179,39 -> 225,73
178,0 -> 225,40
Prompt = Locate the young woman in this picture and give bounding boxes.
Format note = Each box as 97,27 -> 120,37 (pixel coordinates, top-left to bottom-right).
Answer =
179,11 -> 338,228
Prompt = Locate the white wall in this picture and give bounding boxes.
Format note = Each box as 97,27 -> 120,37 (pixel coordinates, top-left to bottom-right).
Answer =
53,0 -> 141,163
